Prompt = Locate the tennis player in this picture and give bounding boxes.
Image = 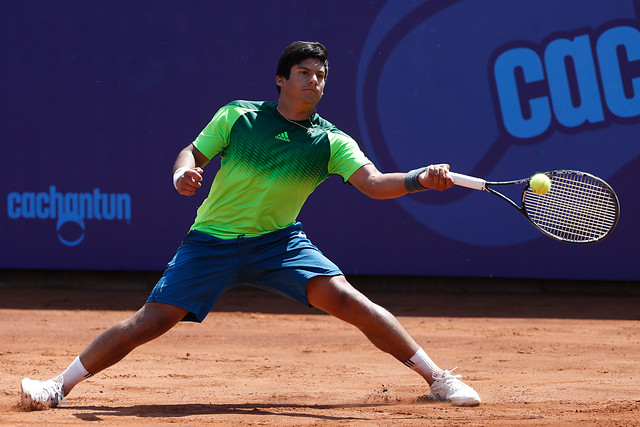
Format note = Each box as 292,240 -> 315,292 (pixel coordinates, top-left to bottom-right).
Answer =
21,41 -> 480,409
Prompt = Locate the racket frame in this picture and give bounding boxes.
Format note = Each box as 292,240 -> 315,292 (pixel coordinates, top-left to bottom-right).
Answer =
449,170 -> 620,244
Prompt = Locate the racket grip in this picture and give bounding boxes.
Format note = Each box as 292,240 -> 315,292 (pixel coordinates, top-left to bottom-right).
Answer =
449,172 -> 486,191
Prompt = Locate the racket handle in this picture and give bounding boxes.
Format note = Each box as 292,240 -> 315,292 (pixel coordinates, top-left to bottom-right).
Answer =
449,172 -> 486,191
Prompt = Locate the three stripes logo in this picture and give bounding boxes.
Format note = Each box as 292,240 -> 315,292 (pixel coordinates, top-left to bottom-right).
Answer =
275,131 -> 290,142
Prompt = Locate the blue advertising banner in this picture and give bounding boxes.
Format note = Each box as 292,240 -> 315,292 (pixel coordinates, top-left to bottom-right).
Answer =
2,1 -> 639,281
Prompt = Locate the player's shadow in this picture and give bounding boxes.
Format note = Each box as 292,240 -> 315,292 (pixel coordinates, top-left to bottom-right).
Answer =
70,402 -> 396,422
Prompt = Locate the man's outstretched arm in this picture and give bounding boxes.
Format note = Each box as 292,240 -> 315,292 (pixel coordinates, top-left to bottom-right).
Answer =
348,163 -> 453,200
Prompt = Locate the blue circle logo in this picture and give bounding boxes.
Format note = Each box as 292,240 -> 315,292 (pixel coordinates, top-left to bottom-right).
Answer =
356,0 -> 640,246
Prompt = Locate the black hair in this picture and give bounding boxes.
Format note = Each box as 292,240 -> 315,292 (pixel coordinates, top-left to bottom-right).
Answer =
276,41 -> 329,93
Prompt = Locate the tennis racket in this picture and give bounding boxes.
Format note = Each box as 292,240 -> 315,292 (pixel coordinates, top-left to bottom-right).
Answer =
448,170 -> 620,244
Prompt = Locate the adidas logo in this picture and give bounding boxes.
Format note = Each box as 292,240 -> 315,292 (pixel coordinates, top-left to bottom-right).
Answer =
275,131 -> 290,142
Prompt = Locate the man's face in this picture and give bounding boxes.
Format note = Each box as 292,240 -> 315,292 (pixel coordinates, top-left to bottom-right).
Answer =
277,57 -> 326,106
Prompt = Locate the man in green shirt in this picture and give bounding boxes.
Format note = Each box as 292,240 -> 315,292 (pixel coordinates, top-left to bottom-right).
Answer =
21,41 -> 480,409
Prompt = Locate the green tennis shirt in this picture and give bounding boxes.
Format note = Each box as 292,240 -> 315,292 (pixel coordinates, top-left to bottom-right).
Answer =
190,100 -> 371,239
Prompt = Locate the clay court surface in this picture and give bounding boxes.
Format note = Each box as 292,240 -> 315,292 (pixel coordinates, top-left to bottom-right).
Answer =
1,282 -> 638,426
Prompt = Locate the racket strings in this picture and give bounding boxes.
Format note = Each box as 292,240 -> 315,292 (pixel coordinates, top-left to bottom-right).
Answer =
523,173 -> 618,242
539,176 -> 616,238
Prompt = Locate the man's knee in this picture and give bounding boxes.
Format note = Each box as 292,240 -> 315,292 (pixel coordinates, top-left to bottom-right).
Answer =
122,302 -> 186,343
307,275 -> 375,320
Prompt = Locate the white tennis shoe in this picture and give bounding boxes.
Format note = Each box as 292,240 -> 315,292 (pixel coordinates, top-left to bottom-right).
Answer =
20,374 -> 65,410
428,368 -> 481,406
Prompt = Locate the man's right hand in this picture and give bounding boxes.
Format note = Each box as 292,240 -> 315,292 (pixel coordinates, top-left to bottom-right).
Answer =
173,167 -> 204,196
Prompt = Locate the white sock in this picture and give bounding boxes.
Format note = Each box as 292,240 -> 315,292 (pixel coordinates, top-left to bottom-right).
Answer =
61,356 -> 92,396
404,348 -> 441,383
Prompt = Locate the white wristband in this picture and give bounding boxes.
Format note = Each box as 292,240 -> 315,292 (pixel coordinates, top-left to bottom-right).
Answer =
173,167 -> 189,190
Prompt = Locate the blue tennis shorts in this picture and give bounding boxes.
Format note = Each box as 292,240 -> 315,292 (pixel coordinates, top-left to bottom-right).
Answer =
147,222 -> 342,322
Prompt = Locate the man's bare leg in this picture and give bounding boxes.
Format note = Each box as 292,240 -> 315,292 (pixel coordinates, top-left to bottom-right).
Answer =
306,275 -> 439,382
306,275 -> 481,406
21,301 -> 188,407
78,302 -> 188,379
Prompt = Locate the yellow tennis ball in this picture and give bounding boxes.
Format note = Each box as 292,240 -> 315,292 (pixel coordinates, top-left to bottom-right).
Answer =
530,173 -> 551,195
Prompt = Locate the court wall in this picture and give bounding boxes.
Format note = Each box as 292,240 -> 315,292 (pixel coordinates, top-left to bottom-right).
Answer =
2,0 -> 639,282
